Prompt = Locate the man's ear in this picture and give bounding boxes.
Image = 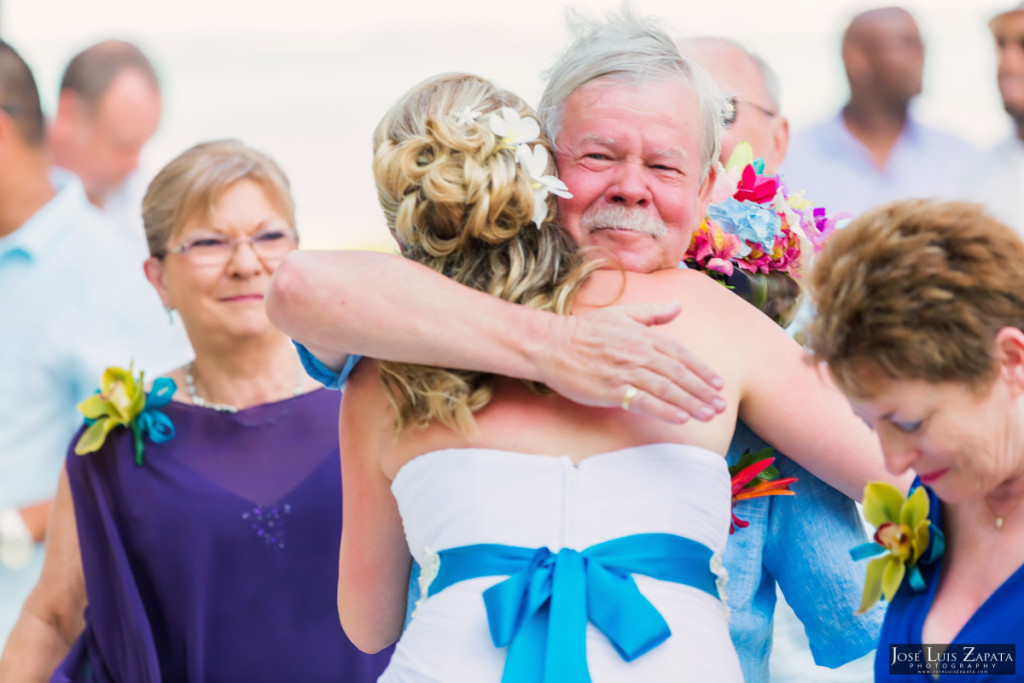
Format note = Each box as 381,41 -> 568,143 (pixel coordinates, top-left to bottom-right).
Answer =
698,162 -> 718,210
143,256 -> 173,309
0,110 -> 11,149
994,326 -> 1024,395
771,117 -> 790,170
842,42 -> 872,86
55,90 -> 80,123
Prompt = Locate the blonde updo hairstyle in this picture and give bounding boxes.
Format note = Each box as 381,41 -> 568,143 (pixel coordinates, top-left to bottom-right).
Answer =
143,139 -> 296,258
373,73 -> 597,434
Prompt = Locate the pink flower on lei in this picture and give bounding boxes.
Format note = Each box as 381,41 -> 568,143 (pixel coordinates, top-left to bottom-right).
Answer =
689,220 -> 743,277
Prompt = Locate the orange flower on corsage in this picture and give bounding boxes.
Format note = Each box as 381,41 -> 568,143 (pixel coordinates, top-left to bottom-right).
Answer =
850,482 -> 945,614
75,364 -> 177,466
729,447 -> 798,533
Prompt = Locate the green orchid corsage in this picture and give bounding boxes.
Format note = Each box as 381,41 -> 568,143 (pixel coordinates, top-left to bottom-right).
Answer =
75,364 -> 177,466
850,482 -> 945,614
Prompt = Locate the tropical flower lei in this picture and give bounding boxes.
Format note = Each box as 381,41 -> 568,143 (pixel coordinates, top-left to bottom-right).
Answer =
850,482 -> 945,613
75,364 -> 177,466
685,143 -> 850,280
729,447 -> 798,534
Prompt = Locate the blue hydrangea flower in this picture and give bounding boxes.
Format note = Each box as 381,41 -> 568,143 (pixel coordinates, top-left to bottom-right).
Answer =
707,198 -> 782,255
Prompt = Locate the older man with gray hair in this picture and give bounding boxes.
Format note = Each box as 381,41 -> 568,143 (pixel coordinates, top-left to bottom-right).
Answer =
269,12 -> 886,681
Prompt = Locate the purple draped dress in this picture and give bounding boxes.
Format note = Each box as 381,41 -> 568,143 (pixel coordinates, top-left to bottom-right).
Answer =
53,389 -> 392,682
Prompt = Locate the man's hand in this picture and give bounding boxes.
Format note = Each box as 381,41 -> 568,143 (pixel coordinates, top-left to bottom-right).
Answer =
535,301 -> 726,423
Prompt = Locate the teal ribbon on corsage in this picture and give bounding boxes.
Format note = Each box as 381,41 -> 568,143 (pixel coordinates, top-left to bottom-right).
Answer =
76,365 -> 177,466
850,525 -> 945,593
129,377 -> 177,465
424,533 -> 723,683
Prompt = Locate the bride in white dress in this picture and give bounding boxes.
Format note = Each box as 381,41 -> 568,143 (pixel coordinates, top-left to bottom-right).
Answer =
337,73 -> 886,682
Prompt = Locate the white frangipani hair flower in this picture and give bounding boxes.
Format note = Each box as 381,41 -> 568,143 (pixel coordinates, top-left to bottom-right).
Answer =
515,143 -> 573,228
489,107 -> 540,147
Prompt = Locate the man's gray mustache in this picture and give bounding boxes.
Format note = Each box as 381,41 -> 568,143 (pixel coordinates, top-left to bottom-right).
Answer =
579,206 -> 668,238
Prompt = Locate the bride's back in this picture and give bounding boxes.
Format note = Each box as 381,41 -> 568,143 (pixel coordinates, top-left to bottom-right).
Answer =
346,265 -> 749,683
364,266 -> 762,482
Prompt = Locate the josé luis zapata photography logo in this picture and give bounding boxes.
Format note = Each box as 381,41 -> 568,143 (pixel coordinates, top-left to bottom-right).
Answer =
890,644 -> 1016,676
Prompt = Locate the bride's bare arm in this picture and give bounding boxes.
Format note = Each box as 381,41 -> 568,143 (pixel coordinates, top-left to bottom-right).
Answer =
336,360 -> 410,654
711,280 -> 912,498
593,268 -> 909,500
267,250 -> 726,424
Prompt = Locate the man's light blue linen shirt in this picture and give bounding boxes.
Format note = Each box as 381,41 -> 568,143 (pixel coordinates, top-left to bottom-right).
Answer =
0,173 -> 192,642
726,422 -> 884,681
298,347 -> 883,680
783,112 -> 975,217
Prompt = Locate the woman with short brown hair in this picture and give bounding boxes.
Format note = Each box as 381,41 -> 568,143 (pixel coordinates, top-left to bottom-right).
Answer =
809,199 -> 1024,680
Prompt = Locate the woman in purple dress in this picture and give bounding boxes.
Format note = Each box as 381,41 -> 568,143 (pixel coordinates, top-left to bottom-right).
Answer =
0,140 -> 392,681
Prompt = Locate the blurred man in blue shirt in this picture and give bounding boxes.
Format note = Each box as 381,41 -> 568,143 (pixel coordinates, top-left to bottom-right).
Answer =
0,40 -> 189,646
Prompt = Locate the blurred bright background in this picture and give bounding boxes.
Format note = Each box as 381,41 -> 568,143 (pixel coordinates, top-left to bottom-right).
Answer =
0,0 -> 1012,250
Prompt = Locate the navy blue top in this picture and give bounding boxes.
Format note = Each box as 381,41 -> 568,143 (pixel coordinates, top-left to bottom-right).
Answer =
876,482 -> 1024,681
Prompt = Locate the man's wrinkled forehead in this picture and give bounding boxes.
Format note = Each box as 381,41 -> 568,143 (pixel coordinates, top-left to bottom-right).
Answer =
555,76 -> 698,137
571,132 -> 689,159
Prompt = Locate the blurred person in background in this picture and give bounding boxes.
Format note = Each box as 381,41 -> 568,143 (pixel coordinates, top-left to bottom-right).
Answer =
680,36 -> 789,174
0,39 -> 188,650
0,140 -> 392,682
49,40 -> 161,256
961,2 -> 1024,236
681,36 -> 879,683
784,6 -> 974,216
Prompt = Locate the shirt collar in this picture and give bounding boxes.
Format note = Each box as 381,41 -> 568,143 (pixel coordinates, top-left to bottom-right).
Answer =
828,109 -> 924,161
898,115 -> 923,145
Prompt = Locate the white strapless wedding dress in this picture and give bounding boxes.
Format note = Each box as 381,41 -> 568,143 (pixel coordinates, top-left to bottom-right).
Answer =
380,443 -> 742,682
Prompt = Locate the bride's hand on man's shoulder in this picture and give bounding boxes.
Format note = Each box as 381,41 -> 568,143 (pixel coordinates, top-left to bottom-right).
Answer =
536,302 -> 727,424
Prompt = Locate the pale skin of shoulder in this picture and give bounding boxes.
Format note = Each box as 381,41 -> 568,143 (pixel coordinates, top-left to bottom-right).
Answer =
337,267 -> 906,653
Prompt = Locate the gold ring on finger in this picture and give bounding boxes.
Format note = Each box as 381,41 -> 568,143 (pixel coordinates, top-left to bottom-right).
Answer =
621,385 -> 639,411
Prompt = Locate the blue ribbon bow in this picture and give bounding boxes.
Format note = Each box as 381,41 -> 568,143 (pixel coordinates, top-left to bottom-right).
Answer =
426,533 -> 720,683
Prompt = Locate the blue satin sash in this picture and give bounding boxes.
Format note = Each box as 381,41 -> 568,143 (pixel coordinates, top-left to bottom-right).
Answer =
425,532 -> 721,683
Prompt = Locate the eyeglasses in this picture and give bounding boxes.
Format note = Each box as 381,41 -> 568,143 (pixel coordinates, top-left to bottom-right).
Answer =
723,95 -> 778,128
164,227 -> 298,266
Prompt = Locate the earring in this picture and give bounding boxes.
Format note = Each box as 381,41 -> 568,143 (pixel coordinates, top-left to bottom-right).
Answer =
164,305 -> 174,324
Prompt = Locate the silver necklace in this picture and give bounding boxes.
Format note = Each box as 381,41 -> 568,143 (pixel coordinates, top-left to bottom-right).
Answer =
185,355 -> 304,413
